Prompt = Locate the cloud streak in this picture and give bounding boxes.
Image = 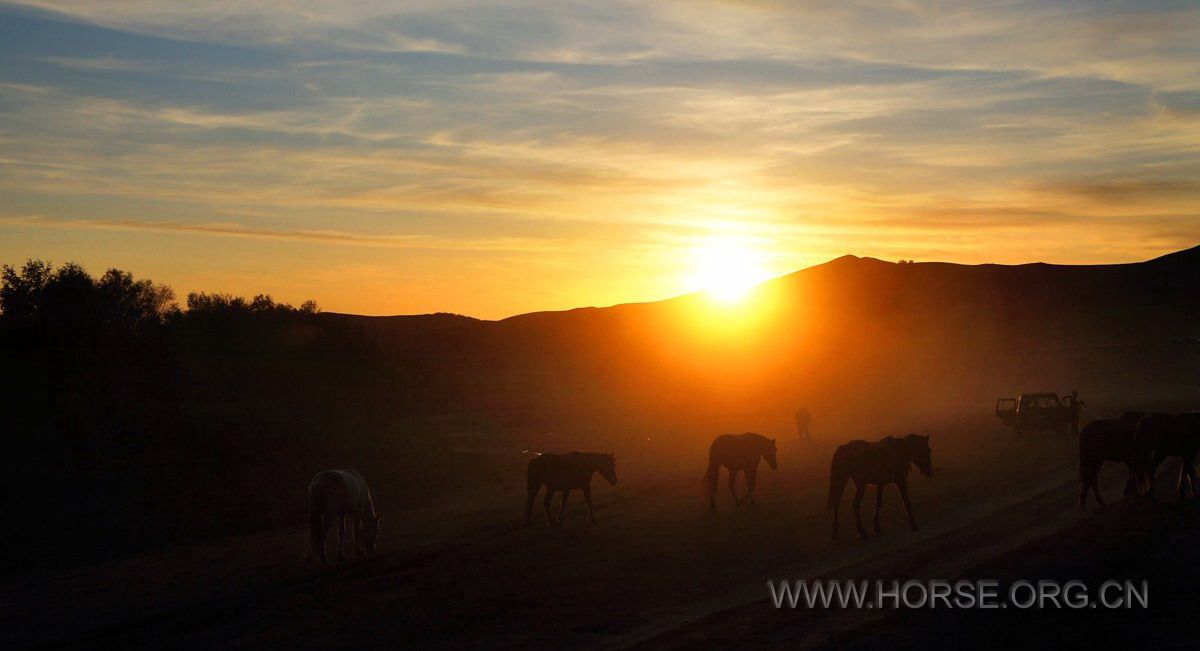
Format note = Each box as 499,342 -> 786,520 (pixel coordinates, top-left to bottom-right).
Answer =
1,1 -> 1198,316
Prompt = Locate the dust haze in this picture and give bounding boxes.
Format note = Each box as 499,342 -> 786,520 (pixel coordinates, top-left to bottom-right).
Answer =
2,248 -> 1199,649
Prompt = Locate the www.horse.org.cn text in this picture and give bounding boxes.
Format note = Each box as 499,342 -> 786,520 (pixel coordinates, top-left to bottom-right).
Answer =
768,579 -> 1149,610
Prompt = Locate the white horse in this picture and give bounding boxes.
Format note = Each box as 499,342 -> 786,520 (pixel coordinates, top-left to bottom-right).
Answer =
308,469 -> 380,563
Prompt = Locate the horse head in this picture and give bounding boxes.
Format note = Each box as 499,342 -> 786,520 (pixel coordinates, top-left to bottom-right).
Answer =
905,434 -> 933,477
763,436 -> 778,471
598,453 -> 618,486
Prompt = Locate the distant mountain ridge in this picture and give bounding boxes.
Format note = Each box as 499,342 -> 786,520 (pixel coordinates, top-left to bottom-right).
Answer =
330,244 -> 1200,324
322,245 -> 1200,434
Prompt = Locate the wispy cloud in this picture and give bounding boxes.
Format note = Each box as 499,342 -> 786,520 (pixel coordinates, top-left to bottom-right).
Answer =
1,1 -> 1198,316
0,214 -> 569,252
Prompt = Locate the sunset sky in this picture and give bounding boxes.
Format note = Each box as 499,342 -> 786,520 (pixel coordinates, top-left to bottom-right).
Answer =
1,1 -> 1198,318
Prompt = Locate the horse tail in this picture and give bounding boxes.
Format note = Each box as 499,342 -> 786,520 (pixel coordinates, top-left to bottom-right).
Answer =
827,449 -> 850,512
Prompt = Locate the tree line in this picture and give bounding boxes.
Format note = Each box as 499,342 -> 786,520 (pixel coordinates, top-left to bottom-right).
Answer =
0,260 -> 429,572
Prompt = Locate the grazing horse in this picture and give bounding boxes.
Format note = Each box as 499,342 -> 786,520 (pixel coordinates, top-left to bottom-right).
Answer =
308,469 -> 380,563
703,432 -> 778,513
828,434 -> 933,539
1077,411 -> 1145,509
1134,412 -> 1200,500
525,452 -> 617,525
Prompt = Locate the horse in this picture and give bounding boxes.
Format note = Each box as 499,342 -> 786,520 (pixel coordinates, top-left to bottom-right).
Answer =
702,432 -> 778,513
525,452 -> 617,525
308,469 -> 380,563
795,408 -> 813,444
1077,411 -> 1144,510
828,434 -> 933,539
1134,412 -> 1200,500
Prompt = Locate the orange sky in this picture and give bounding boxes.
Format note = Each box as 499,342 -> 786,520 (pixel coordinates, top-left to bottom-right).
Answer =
1,1 -> 1198,318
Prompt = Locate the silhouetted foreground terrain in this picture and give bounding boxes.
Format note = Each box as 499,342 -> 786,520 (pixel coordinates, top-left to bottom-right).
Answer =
2,248 -> 1199,648
2,248 -> 1198,574
5,426 -> 1200,649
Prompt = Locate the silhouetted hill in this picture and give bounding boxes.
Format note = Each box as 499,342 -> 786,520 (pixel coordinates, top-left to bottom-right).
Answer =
325,245 -> 1200,435
3,247 -> 1198,573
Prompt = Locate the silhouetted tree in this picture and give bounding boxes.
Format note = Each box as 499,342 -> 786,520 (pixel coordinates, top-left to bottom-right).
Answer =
0,259 -> 53,324
1,260 -> 177,334
96,269 -> 179,332
0,259 -> 418,571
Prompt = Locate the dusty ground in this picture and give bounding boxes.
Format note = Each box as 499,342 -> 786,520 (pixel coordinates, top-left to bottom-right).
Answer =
5,420 -> 1198,649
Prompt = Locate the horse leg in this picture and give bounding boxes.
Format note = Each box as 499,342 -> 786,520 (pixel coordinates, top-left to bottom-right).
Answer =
1146,452 -> 1167,501
1123,463 -> 1136,497
728,469 -> 741,507
1187,459 -> 1198,499
355,515 -> 366,556
310,512 -> 326,564
559,489 -> 571,523
1085,460 -> 1104,508
1079,459 -> 1095,510
336,515 -> 347,562
524,485 -> 538,525
1179,458 -> 1196,500
745,467 -> 758,505
898,481 -> 919,532
323,516 -> 338,562
1091,476 -> 1104,507
1078,471 -> 1089,511
852,481 -> 866,538
583,486 -> 597,524
544,489 -> 556,525
872,484 -> 884,534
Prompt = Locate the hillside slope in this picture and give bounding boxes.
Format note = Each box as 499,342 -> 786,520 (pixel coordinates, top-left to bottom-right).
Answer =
325,245 -> 1200,438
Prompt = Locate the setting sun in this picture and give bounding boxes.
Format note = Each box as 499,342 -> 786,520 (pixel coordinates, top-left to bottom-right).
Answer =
689,236 -> 771,303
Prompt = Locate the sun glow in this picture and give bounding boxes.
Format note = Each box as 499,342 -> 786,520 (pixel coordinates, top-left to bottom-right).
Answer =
689,236 -> 771,304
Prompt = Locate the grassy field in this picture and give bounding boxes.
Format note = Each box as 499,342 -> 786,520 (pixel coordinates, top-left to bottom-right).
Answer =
14,416 -> 1183,649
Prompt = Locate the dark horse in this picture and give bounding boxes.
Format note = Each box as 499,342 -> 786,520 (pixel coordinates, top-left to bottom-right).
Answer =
525,452 -> 617,525
1134,412 -> 1200,500
703,432 -> 778,512
828,434 -> 933,538
1077,411 -> 1145,509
